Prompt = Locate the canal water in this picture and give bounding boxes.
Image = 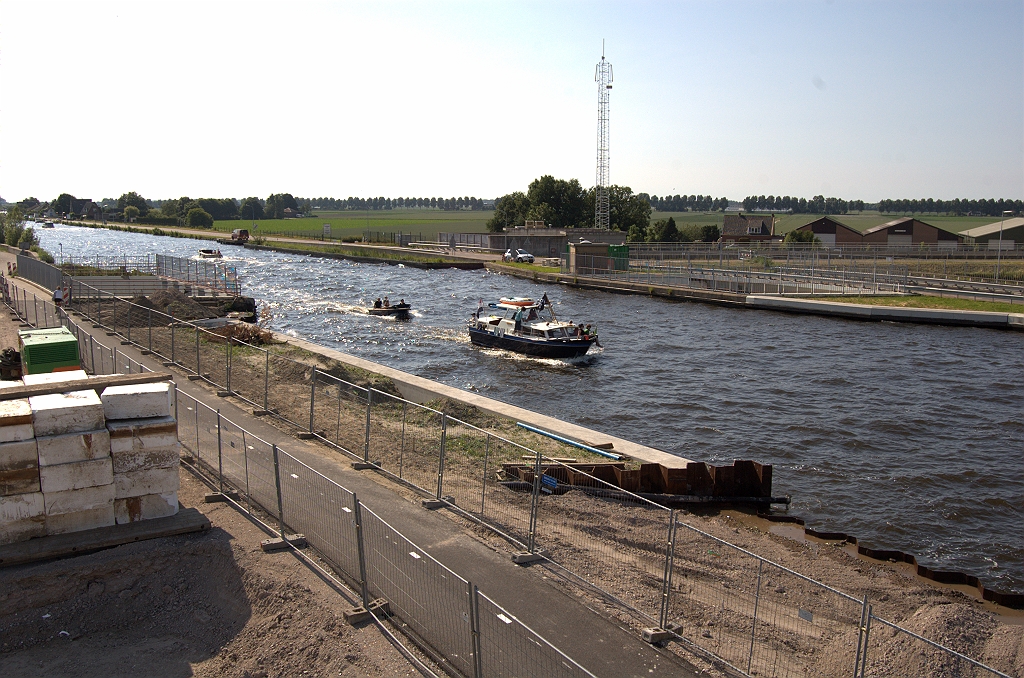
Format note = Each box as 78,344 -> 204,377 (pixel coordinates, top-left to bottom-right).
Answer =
35,225 -> 1024,595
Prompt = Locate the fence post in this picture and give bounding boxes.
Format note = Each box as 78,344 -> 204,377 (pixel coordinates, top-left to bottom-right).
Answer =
363,388 -> 372,463
526,448 -> 542,553
263,349 -> 270,412
352,494 -> 371,607
480,435 -> 491,516
468,583 -> 483,678
127,301 -> 131,344
659,510 -> 677,629
436,413 -> 448,500
216,410 -> 224,493
271,443 -> 286,540
195,328 -> 201,377
854,594 -> 869,677
226,339 -> 232,394
171,320 -> 176,363
148,308 -> 152,352
306,366 -> 317,434
88,334 -> 95,374
858,606 -> 873,678
747,559 -> 764,675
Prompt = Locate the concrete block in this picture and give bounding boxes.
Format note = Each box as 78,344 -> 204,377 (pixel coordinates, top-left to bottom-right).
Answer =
114,492 -> 178,524
0,439 -> 38,471
46,504 -> 115,535
101,382 -> 173,420
0,491 -> 46,545
0,379 -> 24,389
114,466 -> 180,499
107,417 -> 178,455
1,467 -> 40,496
36,429 -> 111,466
39,457 -> 113,493
43,483 -> 115,515
30,390 -> 105,437
0,399 -> 34,443
22,370 -> 89,386
112,444 -> 179,474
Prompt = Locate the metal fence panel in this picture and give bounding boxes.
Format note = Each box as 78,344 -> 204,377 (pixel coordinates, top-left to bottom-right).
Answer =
265,352 -> 314,430
367,393 -> 443,495
531,459 -> 674,623
309,371 -> 366,458
440,417 -> 533,548
476,589 -> 595,678
359,504 -> 476,676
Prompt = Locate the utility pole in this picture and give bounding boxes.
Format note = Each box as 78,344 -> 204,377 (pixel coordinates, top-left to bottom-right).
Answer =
594,41 -> 613,230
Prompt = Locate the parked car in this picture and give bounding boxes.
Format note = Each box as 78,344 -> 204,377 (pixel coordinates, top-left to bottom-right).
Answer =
513,249 -> 534,263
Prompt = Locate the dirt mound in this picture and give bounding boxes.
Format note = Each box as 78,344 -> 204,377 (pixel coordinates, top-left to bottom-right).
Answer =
146,290 -> 217,321
0,470 -> 422,677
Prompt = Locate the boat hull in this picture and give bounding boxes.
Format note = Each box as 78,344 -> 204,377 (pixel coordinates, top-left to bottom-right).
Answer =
365,305 -> 411,316
468,327 -> 594,359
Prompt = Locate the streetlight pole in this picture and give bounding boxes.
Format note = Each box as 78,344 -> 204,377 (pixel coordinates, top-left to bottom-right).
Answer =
995,210 -> 1013,283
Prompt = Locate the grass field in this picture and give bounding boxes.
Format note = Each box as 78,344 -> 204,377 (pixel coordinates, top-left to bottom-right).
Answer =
809,295 -> 1024,313
214,209 -> 492,241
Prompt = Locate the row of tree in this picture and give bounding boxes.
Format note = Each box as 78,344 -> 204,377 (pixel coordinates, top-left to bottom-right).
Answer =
876,198 -> 1022,217
487,176 -> 651,233
742,195 -> 867,214
307,196 -> 487,211
642,194 -> 730,212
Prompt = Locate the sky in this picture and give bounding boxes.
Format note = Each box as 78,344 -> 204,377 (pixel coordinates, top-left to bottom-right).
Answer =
1,0 -> 1022,204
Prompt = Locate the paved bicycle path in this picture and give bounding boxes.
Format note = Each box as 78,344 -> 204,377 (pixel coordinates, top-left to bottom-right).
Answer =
3,265 -> 701,678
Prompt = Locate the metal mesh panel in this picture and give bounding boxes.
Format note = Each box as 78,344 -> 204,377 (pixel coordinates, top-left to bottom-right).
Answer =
368,391 -> 443,493
475,590 -> 595,678
275,451 -> 361,583
359,504 -> 475,677
225,340 -> 270,411
441,417 -> 533,547
861,614 -> 1013,678
198,327 -> 229,389
309,371 -> 366,458
531,459 -> 673,622
265,352 -> 313,430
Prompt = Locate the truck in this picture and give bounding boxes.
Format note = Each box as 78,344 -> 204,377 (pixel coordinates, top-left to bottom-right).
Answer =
230,228 -> 250,243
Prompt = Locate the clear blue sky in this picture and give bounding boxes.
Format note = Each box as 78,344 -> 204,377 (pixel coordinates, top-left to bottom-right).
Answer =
2,0 -> 1021,203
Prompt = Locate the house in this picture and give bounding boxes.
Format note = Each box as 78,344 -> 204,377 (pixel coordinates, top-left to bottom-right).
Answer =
792,216 -> 863,248
861,218 -> 961,248
282,208 -> 300,219
721,214 -> 776,242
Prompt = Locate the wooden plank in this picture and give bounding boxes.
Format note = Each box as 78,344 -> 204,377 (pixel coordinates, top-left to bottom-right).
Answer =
0,372 -> 174,402
0,507 -> 210,567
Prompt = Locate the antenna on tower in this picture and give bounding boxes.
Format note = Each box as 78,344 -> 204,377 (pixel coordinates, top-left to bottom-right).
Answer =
594,41 -> 613,230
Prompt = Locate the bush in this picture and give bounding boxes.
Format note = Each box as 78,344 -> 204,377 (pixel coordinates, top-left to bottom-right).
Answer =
31,246 -> 54,264
185,208 -> 214,228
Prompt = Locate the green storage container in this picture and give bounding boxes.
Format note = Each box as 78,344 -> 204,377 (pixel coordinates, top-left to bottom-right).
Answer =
18,327 -> 81,375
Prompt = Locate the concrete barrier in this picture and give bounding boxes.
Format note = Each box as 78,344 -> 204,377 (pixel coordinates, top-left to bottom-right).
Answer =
745,295 -> 1016,328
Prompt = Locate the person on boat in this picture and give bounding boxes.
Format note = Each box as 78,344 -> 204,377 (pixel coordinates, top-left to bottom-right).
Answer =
374,298 -> 382,308
383,296 -> 390,307
526,307 -> 538,321
399,299 -> 406,307
513,308 -> 523,333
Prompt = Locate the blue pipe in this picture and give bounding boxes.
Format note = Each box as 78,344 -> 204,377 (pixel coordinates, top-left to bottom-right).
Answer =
516,422 -> 623,460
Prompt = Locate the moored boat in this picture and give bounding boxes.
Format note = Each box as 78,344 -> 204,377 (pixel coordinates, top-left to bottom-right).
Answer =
468,295 -> 597,359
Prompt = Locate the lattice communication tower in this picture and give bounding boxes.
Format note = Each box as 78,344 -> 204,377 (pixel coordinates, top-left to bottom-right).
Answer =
594,42 -> 613,229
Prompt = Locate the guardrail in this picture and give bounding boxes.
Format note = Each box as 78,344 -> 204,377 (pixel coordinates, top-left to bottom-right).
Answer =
2,276 -> 1013,678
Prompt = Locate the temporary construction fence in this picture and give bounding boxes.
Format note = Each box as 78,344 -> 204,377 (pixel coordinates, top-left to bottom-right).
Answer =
2,276 -> 1015,678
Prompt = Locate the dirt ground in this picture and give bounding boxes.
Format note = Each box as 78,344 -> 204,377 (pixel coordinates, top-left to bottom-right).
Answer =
0,468 -> 431,678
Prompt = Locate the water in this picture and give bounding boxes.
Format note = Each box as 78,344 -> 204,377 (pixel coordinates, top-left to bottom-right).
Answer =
36,225 -> 1024,594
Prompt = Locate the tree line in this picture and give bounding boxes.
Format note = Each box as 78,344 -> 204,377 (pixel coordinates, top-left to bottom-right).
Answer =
309,196 -> 487,211
876,198 -> 1021,217
742,195 -> 867,214
641,194 -> 729,212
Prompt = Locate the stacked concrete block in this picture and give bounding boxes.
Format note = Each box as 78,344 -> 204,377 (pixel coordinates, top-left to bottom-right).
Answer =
30,389 -> 115,535
0,395 -> 44,544
102,382 -> 179,524
22,370 -> 89,386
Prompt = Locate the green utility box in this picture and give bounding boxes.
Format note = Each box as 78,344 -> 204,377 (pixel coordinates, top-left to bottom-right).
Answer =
18,327 -> 81,375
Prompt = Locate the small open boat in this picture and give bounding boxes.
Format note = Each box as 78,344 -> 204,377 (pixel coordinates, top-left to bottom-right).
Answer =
469,295 -> 596,359
198,248 -> 223,259
364,302 -> 412,317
